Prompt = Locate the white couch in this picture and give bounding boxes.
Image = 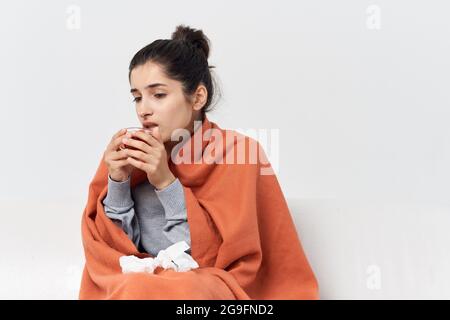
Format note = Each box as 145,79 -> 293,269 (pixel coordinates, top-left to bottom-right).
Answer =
1,198 -> 449,299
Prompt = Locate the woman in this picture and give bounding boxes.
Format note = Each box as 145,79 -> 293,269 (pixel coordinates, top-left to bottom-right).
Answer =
79,24 -> 319,299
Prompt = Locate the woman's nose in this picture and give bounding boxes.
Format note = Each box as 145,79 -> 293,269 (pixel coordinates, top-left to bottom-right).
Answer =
138,107 -> 153,118
138,99 -> 154,117
139,110 -> 153,118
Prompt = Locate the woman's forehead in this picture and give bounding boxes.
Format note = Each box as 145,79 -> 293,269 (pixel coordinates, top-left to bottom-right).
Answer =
130,63 -> 178,91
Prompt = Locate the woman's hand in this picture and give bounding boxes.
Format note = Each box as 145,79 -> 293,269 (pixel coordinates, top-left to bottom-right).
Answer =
104,128 -> 135,182
121,126 -> 176,190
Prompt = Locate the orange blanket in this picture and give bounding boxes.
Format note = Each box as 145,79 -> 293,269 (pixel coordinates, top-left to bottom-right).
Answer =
79,116 -> 319,299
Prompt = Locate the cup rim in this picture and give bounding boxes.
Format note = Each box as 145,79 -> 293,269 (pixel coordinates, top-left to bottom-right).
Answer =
124,126 -> 153,134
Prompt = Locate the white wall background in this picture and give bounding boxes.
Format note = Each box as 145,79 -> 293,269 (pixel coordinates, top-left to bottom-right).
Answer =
0,0 -> 449,299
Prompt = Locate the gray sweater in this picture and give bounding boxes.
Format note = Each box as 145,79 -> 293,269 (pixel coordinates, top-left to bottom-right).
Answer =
102,174 -> 191,257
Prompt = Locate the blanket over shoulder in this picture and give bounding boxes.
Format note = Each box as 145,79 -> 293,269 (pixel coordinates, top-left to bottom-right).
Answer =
79,116 -> 319,299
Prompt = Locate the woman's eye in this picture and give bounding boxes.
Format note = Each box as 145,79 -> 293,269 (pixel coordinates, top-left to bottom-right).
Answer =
132,94 -> 165,102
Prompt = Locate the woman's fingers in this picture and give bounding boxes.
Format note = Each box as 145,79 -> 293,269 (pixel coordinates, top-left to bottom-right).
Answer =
110,149 -> 128,160
111,128 -> 126,142
106,129 -> 127,152
111,159 -> 129,168
130,131 -> 160,148
116,134 -> 129,150
122,148 -> 149,162
121,135 -> 152,153
123,147 -> 160,166
106,128 -> 160,156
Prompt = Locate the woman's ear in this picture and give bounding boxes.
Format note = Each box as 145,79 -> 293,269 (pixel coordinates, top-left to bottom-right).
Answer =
192,84 -> 208,111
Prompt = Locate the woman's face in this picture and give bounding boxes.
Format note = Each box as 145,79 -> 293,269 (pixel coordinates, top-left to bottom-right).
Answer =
129,60 -> 206,145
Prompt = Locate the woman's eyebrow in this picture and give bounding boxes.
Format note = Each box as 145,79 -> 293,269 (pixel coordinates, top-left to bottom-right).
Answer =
130,83 -> 168,93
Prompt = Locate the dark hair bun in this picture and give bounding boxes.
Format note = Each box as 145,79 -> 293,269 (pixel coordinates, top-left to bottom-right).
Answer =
171,24 -> 211,59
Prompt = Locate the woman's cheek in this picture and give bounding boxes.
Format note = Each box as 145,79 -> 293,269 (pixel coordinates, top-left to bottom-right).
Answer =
159,127 -> 168,143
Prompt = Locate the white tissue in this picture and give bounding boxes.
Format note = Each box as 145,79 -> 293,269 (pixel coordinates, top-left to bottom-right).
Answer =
119,256 -> 157,273
119,241 -> 199,274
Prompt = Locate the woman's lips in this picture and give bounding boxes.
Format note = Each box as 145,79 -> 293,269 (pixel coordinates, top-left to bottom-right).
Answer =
143,121 -> 158,128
